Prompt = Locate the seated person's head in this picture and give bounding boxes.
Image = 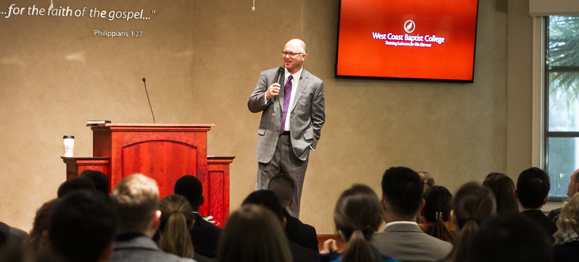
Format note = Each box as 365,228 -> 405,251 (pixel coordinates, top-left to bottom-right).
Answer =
334,184 -> 383,262
218,204 -> 292,262
158,194 -> 195,259
417,171 -> 435,192
267,175 -> 296,209
381,167 -> 424,221
174,175 -> 203,211
450,182 -> 496,262
57,177 -> 95,198
515,167 -> 550,210
80,170 -> 110,195
468,214 -> 553,262
422,185 -> 452,223
554,193 -> 579,245
421,185 -> 454,242
483,172 -> 518,215
22,199 -> 58,251
111,174 -> 160,236
241,190 -> 284,223
49,191 -> 117,262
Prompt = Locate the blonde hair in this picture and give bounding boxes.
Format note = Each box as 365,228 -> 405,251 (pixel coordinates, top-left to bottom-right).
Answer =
554,193 -> 579,245
112,174 -> 159,234
158,194 -> 194,258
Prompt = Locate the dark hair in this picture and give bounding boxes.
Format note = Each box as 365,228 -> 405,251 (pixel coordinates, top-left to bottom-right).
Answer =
23,199 -> 58,251
57,177 -> 96,198
217,205 -> 292,262
449,182 -> 496,262
334,184 -> 383,262
422,186 -> 454,242
483,172 -> 518,215
381,166 -> 424,218
516,167 -> 550,209
267,175 -> 296,208
80,170 -> 110,195
174,175 -> 203,210
241,190 -> 283,221
468,214 -> 553,262
158,194 -> 194,259
49,191 -> 117,262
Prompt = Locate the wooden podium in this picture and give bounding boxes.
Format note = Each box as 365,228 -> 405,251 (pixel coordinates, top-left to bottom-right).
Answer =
62,123 -> 234,227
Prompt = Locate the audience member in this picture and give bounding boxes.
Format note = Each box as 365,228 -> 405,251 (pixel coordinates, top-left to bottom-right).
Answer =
320,184 -> 397,262
49,190 -> 117,262
554,193 -> 579,262
217,204 -> 292,262
56,177 -> 96,198
267,175 -> 318,251
549,168 -> 579,222
372,167 -> 452,262
482,172 -> 518,215
514,167 -> 557,236
468,214 -> 553,262
158,194 -> 194,259
241,190 -> 318,262
417,171 -> 435,193
80,170 -> 110,195
174,175 -> 221,258
22,199 -> 58,251
0,220 -> 27,248
419,185 -> 454,243
447,182 -> 496,262
109,174 -> 194,262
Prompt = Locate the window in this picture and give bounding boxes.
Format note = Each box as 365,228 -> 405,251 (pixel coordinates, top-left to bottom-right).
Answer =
544,16 -> 579,198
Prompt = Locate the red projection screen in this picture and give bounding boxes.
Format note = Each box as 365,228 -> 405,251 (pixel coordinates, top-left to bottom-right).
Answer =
336,0 -> 479,82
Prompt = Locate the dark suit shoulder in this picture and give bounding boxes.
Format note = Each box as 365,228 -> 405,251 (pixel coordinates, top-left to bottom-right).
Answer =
284,209 -> 319,252
289,240 -> 318,262
191,214 -> 221,258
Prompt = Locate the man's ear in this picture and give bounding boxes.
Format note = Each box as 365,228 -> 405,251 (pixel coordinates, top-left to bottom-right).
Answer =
288,198 -> 294,208
151,210 -> 162,230
542,196 -> 549,206
381,196 -> 388,211
281,217 -> 287,231
199,196 -> 204,206
513,189 -> 518,199
98,243 -> 114,262
575,183 -> 579,194
188,219 -> 195,231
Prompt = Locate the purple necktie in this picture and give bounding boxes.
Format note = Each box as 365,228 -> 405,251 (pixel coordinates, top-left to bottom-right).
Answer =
280,75 -> 293,134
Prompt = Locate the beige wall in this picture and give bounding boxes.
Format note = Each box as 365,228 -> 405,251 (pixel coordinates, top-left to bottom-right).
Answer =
0,0 -> 532,234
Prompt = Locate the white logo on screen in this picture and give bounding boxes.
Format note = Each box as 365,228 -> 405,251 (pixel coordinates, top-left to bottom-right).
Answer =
404,20 -> 415,33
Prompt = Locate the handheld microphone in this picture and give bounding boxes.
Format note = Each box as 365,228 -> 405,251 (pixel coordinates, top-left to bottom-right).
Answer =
142,78 -> 156,123
275,66 -> 284,85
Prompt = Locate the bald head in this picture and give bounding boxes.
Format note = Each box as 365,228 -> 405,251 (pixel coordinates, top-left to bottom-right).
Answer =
285,39 -> 307,54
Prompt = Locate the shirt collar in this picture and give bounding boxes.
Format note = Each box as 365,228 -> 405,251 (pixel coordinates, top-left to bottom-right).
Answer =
285,67 -> 303,81
384,221 -> 418,229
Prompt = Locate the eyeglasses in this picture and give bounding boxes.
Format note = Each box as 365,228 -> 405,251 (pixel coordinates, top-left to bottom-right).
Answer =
281,51 -> 303,58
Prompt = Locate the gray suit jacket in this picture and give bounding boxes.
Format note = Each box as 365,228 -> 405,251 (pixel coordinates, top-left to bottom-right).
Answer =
109,235 -> 196,262
248,67 -> 325,163
371,223 -> 452,262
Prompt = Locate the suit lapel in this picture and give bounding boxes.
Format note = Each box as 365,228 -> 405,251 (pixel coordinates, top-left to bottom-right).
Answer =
290,69 -> 309,113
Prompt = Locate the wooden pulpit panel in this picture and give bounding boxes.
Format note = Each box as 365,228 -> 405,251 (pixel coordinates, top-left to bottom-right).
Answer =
206,157 -> 234,227
92,124 -> 212,197
122,141 -> 199,197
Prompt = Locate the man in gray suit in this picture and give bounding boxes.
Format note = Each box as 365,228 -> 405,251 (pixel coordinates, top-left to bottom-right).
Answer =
372,167 -> 452,262
248,39 -> 325,218
109,174 -> 195,262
